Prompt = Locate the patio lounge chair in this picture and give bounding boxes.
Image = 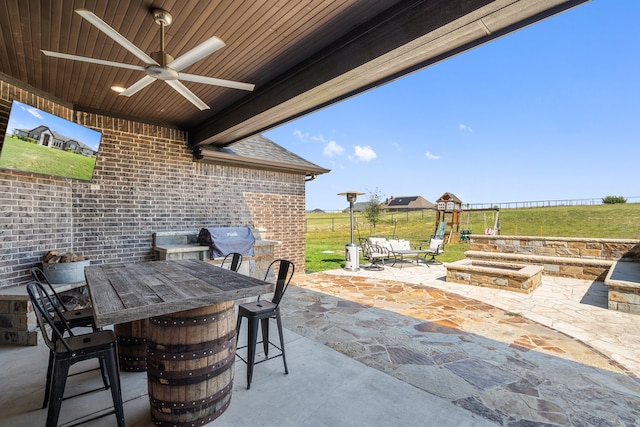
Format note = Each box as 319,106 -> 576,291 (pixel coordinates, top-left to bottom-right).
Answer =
423,238 -> 445,264
362,238 -> 392,270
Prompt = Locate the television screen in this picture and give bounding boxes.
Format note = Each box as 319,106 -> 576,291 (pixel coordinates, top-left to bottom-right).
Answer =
0,100 -> 102,181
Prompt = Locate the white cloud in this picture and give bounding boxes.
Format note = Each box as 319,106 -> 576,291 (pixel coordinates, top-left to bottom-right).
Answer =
323,140 -> 344,157
28,107 -> 43,119
459,123 -> 472,132
311,135 -> 327,143
294,130 -> 345,157
353,145 -> 377,162
293,130 -> 309,141
294,130 -> 330,144
425,151 -> 440,160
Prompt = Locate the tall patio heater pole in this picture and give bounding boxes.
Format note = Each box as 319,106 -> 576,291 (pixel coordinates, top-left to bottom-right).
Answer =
338,191 -> 364,272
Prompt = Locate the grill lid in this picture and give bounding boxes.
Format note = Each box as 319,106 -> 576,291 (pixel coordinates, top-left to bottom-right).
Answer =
198,227 -> 255,258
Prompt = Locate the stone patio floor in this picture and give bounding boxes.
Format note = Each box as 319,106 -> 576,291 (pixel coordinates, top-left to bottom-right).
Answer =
284,262 -> 640,426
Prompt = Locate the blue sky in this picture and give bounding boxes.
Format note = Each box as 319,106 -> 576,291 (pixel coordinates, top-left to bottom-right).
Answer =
6,101 -> 102,151
264,0 -> 639,211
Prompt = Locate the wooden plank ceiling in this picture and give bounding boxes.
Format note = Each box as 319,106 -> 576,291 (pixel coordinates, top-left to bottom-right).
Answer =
0,0 -> 589,151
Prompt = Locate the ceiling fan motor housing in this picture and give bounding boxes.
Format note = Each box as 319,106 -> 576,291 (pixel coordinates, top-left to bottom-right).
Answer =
152,9 -> 172,26
147,51 -> 178,79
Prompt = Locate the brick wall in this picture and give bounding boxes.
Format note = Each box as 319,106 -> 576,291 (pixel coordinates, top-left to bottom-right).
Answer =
0,77 -> 306,288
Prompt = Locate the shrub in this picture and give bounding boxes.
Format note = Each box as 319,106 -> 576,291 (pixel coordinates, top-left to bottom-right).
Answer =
602,195 -> 627,204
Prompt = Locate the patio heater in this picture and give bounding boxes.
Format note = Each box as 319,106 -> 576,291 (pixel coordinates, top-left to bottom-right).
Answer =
338,191 -> 364,271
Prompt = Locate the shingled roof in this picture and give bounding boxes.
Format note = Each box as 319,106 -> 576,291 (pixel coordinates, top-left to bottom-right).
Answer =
196,134 -> 330,178
383,196 -> 435,211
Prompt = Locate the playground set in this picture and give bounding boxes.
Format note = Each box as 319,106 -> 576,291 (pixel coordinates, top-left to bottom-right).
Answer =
434,192 -> 500,243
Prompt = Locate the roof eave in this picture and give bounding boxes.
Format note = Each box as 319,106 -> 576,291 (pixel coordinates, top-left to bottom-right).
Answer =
195,149 -> 330,177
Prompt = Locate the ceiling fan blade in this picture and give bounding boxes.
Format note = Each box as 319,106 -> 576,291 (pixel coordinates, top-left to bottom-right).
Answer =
41,50 -> 146,71
165,80 -> 210,110
120,76 -> 156,97
178,73 -> 255,91
166,36 -> 225,71
75,9 -> 158,66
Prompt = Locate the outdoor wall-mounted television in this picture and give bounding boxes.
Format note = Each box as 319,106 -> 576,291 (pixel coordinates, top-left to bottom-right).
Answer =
0,100 -> 102,181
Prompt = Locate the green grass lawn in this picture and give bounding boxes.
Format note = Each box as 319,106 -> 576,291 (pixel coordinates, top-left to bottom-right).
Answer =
305,204 -> 640,273
1,136 -> 96,180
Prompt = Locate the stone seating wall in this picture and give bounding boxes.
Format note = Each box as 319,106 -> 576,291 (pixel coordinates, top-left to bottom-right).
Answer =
465,235 -> 640,314
466,235 -> 640,281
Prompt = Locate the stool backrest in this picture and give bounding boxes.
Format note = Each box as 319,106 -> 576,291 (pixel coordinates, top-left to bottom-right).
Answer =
27,281 -> 75,352
265,259 -> 294,306
221,252 -> 243,272
30,267 -> 76,311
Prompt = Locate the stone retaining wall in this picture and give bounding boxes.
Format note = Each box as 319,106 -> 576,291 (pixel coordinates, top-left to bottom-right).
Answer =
469,235 -> 640,260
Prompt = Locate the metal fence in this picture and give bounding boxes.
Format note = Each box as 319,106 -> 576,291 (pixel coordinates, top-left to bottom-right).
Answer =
305,196 -> 640,232
463,196 -> 640,210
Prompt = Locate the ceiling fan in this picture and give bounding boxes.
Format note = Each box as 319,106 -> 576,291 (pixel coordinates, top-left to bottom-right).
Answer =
42,8 -> 255,110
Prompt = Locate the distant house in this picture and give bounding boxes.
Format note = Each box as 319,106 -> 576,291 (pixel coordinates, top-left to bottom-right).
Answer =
15,125 -> 97,156
343,201 -> 369,213
383,196 -> 435,211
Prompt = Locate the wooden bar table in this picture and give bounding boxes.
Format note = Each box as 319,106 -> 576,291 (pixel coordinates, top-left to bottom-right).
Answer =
84,259 -> 274,426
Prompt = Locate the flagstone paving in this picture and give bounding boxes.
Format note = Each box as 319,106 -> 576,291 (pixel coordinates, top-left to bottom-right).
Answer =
283,268 -> 640,426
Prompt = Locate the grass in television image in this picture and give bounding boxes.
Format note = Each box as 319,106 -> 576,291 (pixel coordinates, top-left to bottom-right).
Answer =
0,101 -> 102,181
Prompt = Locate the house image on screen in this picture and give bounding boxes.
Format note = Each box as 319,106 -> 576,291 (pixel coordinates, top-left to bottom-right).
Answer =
15,125 -> 97,156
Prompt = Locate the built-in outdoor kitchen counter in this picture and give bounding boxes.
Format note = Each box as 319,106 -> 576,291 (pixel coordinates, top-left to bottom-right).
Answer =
152,228 -> 279,280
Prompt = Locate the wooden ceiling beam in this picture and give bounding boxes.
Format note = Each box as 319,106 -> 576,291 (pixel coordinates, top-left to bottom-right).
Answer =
189,0 -> 589,148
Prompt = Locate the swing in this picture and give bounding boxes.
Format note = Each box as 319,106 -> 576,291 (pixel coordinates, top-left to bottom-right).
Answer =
484,210 -> 499,235
484,211 -> 494,235
459,211 -> 471,242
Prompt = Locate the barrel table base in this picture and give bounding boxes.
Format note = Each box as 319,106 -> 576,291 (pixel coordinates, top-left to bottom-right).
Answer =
147,302 -> 236,426
115,319 -> 149,372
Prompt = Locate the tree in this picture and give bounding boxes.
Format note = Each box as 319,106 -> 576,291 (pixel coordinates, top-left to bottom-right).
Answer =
602,195 -> 627,204
363,188 -> 384,235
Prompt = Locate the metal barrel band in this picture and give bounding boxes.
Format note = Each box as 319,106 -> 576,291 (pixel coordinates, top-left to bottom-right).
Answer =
147,353 -> 234,385
150,382 -> 232,411
152,398 -> 230,427
147,331 -> 235,359
119,355 -> 146,362
117,336 -> 147,344
150,310 -> 231,326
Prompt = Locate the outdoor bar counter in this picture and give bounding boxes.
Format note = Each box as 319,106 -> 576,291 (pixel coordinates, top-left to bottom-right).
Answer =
84,259 -> 274,426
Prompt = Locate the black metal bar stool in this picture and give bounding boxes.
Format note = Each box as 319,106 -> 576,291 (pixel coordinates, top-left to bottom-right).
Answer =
27,281 -> 125,427
236,259 -> 294,389
31,267 -> 106,409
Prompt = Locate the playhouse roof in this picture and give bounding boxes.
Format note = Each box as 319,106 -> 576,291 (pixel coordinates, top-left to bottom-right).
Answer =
436,192 -> 462,204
